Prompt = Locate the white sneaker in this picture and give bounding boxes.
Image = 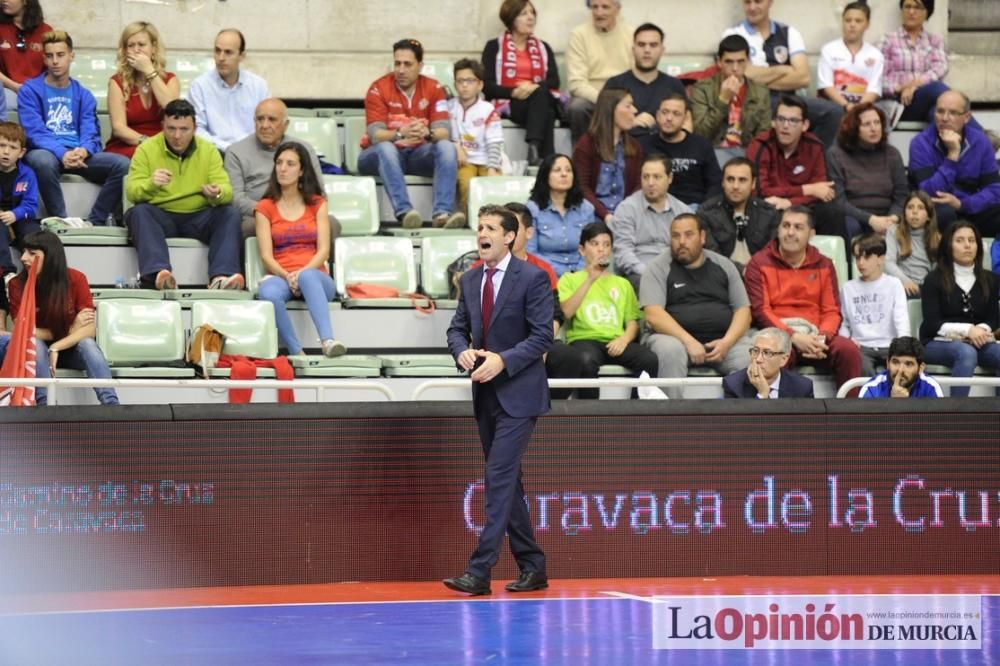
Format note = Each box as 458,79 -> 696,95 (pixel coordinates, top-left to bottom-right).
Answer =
322,339 -> 347,358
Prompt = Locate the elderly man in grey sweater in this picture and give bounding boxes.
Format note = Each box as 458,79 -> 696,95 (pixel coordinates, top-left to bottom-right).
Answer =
224,97 -> 336,238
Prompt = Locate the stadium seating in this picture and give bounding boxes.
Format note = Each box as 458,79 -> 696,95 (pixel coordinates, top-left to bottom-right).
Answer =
334,236 -> 418,308
96,299 -> 193,377
190,300 -> 278,376
418,234 -> 478,302
287,116 -> 341,168
811,234 -> 849,286
324,175 -> 380,236
466,176 -> 535,227
380,354 -> 465,377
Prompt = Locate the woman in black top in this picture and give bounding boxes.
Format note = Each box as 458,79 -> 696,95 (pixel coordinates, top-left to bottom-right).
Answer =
920,221 -> 1000,396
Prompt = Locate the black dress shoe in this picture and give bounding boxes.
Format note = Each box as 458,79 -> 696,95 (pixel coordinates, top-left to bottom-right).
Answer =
505,571 -> 549,592
443,573 -> 491,596
526,142 -> 542,167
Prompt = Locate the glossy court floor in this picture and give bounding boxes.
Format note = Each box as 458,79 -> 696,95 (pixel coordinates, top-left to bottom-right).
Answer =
1,576 -> 998,665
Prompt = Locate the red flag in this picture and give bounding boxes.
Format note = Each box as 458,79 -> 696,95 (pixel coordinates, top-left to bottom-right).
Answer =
0,262 -> 39,407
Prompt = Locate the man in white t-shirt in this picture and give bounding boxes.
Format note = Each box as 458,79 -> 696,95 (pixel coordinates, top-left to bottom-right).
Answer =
817,1 -> 883,112
722,0 -> 842,146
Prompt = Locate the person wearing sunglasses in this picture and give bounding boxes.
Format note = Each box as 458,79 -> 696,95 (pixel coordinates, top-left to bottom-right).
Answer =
0,0 -> 51,112
722,327 -> 814,399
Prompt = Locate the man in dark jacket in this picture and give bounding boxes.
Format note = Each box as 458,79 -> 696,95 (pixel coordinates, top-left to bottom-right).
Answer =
698,156 -> 779,268
723,327 -> 814,398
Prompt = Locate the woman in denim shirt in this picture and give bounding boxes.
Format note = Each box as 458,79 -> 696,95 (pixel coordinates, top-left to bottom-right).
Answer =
526,153 -> 595,276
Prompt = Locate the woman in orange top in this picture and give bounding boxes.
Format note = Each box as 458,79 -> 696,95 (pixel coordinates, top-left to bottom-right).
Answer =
255,141 -> 346,357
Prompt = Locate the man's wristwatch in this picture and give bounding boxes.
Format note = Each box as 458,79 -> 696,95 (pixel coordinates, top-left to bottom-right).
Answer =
393,129 -> 402,142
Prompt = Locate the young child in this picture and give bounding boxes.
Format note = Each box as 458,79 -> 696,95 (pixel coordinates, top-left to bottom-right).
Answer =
0,121 -> 39,279
817,1 -> 883,111
447,58 -> 503,220
884,190 -> 940,297
557,220 -> 658,399
840,233 -> 911,377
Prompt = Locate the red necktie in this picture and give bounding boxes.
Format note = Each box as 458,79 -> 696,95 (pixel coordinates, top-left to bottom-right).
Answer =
481,267 -> 497,348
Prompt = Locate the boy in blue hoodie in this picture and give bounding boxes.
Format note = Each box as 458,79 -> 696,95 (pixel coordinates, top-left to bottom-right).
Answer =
17,30 -> 128,225
0,121 -> 39,277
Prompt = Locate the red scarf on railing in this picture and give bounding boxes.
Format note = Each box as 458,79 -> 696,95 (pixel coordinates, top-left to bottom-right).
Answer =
0,262 -> 38,407
493,31 -> 561,116
216,354 -> 295,404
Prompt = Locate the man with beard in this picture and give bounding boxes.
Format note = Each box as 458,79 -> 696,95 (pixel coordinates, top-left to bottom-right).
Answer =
859,336 -> 943,398
604,23 -> 685,138
640,213 -> 752,399
638,93 -> 721,209
698,157 -> 779,268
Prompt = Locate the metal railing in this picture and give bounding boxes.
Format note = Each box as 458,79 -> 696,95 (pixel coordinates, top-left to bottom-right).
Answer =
836,376 -> 1000,398
412,376 -> 723,400
0,377 -> 397,404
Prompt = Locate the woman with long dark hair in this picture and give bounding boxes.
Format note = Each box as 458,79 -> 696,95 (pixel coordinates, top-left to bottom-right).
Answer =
0,230 -> 118,405
572,87 -> 643,223
255,141 -> 345,357
525,153 -> 595,276
919,221 -> 1000,396
827,102 -> 908,238
0,0 -> 51,107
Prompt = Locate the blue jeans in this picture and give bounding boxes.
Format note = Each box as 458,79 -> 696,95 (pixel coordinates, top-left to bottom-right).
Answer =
924,339 -> 1000,397
24,149 -> 129,224
0,335 -> 119,405
258,269 -> 337,354
125,203 -> 242,282
357,140 -> 457,219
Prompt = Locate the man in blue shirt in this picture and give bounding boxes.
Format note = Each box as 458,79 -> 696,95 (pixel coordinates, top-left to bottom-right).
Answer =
17,30 -> 128,224
859,336 -> 943,398
189,29 -> 270,151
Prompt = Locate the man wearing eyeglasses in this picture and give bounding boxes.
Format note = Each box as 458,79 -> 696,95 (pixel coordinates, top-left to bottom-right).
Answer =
723,327 -> 814,398
908,89 -> 1000,236
747,94 -> 846,248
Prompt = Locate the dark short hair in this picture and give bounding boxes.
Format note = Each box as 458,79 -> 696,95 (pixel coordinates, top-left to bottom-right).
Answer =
671,212 -> 704,233
633,22 -> 663,42
658,92 -> 689,113
642,153 -> 672,174
852,232 -> 887,258
478,204 -> 519,248
453,58 -> 485,81
775,94 -> 809,123
217,28 -> 246,53
393,38 -> 424,62
498,0 -> 535,32
722,156 -> 755,178
163,99 -> 196,121
899,0 -> 934,18
782,205 -> 814,229
838,102 -> 887,152
717,34 -> 750,59
888,336 -> 925,365
579,221 -> 613,246
844,1 -> 871,19
504,201 -> 533,228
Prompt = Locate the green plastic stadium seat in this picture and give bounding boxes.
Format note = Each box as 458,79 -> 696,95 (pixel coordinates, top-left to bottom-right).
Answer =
324,175 -> 379,236
419,233 -> 478,300
92,288 -> 162,300
168,52 -> 215,95
96,299 -> 193,378
190,301 -> 279,375
908,298 -> 923,335
983,238 -> 993,270
288,116 -> 341,167
244,237 -> 267,295
658,56 -> 713,77
811,235 -> 849,287
419,60 -> 455,96
380,354 -> 465,377
334,236 -> 417,308
289,354 -> 383,378
467,176 -> 535,228
344,116 -> 366,174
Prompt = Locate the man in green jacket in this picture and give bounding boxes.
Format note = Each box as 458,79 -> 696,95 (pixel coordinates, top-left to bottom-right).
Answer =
690,35 -> 771,161
125,99 -> 244,290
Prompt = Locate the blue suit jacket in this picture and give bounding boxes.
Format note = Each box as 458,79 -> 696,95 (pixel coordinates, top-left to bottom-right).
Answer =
446,255 -> 553,418
722,368 -> 815,399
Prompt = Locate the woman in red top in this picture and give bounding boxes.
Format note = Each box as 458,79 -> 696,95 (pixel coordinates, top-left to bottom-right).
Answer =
255,141 -> 346,357
0,0 -> 51,106
105,21 -> 179,158
0,231 -> 118,405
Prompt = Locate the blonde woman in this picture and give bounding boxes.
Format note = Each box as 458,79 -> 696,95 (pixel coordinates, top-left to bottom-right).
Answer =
105,21 -> 179,158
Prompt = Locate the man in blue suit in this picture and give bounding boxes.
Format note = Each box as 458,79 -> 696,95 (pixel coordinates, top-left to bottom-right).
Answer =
723,327 -> 814,398
444,204 -> 554,595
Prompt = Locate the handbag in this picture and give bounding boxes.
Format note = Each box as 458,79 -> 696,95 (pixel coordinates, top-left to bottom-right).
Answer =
346,282 -> 436,314
187,324 -> 226,377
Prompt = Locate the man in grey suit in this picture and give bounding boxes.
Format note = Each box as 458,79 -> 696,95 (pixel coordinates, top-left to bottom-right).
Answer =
444,204 -> 554,596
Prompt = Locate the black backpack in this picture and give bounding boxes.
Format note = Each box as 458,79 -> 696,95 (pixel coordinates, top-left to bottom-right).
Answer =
446,250 -> 482,299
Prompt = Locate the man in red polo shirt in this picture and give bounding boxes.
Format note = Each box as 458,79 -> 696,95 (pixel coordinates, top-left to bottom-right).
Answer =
358,38 -> 465,229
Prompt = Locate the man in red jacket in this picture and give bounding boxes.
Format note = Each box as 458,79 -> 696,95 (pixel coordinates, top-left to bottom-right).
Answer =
747,95 -> 846,249
744,206 -> 861,392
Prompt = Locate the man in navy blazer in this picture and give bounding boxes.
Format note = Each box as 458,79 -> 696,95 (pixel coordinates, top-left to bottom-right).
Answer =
723,327 -> 814,398
444,204 -> 554,595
